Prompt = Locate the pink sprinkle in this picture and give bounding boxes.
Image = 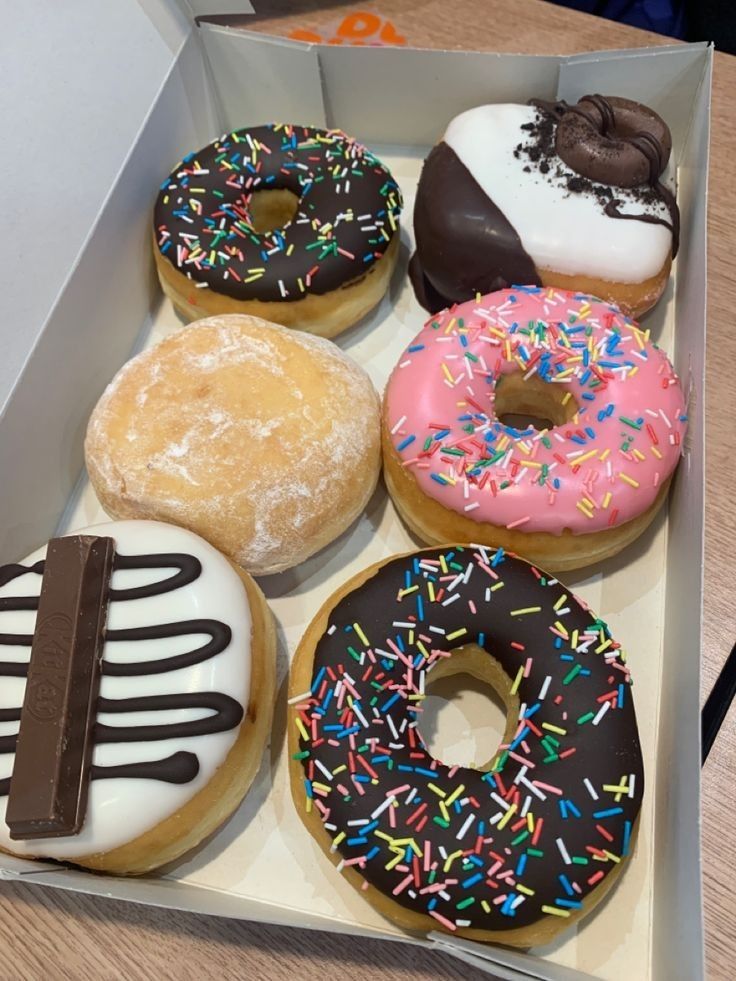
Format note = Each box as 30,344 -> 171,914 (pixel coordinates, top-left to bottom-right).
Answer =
506,515 -> 531,529
429,910 -> 458,931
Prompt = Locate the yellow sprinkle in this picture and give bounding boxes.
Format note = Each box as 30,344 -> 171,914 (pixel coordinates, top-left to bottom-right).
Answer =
428,783 -> 446,797
386,851 -> 404,870
497,802 -> 517,830
542,905 -> 571,918
374,830 -> 394,843
602,491 -> 612,509
542,722 -> 567,735
312,781 -> 330,793
287,243 -> 295,256
510,665 -> 524,695
333,831 -> 346,847
428,581 -> 436,602
604,850 -> 621,864
619,472 -> 640,488
442,362 -> 454,384
517,884 -> 536,896
498,435 -> 510,452
510,606 -> 541,616
573,449 -> 598,467
576,501 -> 595,519
333,765 -> 347,775
603,782 -> 629,795
527,812 -> 535,832
596,639 -> 612,654
445,784 -> 466,807
633,448 -> 646,461
571,629 -> 579,649
490,582 -> 505,591
416,640 -> 430,659
651,446 -> 663,459
599,448 -> 611,462
521,458 -> 542,468
443,849 -> 463,872
440,555 -> 448,574
554,593 -> 568,611
446,627 -> 467,641
562,391 -> 573,405
439,800 -> 450,822
444,317 -> 457,335
629,365 -> 640,378
295,717 -> 309,742
306,797 -> 312,813
399,585 -> 419,597
408,629 -> 415,645
554,620 -> 569,638
481,900 -> 491,913
353,622 -> 369,646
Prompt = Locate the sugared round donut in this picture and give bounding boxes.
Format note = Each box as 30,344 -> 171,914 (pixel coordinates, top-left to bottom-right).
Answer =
289,545 -> 643,946
383,287 -> 687,571
85,314 -> 381,576
0,520 -> 276,874
154,123 -> 403,338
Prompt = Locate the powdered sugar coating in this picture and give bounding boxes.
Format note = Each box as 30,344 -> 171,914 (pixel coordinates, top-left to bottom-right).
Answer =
85,315 -> 381,575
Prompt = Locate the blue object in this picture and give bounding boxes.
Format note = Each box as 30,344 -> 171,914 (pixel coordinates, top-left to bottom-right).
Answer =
549,0 -> 686,38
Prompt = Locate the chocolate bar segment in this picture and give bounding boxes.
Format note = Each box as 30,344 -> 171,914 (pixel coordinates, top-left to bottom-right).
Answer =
6,535 -> 114,839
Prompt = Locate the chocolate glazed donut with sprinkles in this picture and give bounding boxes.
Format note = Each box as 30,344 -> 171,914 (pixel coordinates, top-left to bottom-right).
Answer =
288,546 -> 643,946
153,124 -> 402,338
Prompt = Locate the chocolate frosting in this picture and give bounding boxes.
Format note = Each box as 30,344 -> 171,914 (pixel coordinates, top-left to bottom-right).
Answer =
412,142 -> 539,312
154,124 -> 402,303
296,547 -> 644,932
0,550 -> 243,799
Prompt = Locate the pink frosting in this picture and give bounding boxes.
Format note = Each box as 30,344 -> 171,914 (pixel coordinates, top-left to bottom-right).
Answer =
385,287 -> 687,535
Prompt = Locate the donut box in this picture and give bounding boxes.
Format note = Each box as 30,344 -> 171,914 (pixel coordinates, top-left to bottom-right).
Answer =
0,6 -> 710,980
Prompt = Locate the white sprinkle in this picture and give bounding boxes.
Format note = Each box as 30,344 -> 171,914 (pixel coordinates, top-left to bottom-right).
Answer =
556,837 -> 572,865
539,675 -> 552,700
391,415 -> 407,435
287,690 -> 312,705
457,813 -> 476,840
584,778 -> 599,800
592,701 -> 611,726
371,795 -> 396,820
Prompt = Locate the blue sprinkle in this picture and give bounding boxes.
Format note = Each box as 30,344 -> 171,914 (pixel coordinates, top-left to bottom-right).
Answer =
559,874 -> 574,896
593,807 -> 623,819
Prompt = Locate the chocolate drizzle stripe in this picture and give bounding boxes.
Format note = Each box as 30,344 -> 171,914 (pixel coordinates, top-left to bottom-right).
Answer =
110,553 -> 201,600
0,548 -> 242,796
95,693 -> 243,742
104,619 -> 232,676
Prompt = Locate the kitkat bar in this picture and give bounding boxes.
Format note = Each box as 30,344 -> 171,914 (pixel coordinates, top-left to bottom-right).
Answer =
6,535 -> 114,840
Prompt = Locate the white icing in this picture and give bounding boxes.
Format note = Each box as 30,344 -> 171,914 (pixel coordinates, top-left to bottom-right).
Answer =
0,520 -> 252,859
444,104 -> 673,283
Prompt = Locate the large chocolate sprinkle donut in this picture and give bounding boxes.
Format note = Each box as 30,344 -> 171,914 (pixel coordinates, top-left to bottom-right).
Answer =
289,545 -> 644,945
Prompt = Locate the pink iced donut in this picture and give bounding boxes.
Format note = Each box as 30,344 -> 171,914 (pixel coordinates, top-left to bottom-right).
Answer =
382,287 -> 687,570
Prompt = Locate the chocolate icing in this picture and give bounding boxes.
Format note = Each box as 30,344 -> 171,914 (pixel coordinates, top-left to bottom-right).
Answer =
296,547 -> 644,931
6,536 -> 114,840
0,550 -> 243,800
412,142 -> 540,312
154,124 -> 402,303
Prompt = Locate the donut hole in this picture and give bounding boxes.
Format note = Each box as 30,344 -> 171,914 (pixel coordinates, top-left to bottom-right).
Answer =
247,189 -> 300,234
417,645 -> 518,771
494,371 -> 579,432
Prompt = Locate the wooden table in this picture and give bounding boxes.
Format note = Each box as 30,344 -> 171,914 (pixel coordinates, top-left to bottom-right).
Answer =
2,1 -> 734,978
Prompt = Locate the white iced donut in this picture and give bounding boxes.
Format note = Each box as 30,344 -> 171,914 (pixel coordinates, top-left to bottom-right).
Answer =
0,520 -> 276,874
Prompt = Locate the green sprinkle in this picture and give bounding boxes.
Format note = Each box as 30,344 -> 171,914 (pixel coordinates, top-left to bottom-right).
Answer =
456,897 -> 475,910
577,711 -> 595,725
563,664 -> 583,685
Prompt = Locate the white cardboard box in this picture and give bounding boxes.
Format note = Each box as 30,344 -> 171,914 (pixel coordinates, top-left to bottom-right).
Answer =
0,5 -> 709,980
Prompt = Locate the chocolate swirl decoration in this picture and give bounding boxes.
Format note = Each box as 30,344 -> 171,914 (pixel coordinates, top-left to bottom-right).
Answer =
533,94 -> 680,256
0,551 -> 243,797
